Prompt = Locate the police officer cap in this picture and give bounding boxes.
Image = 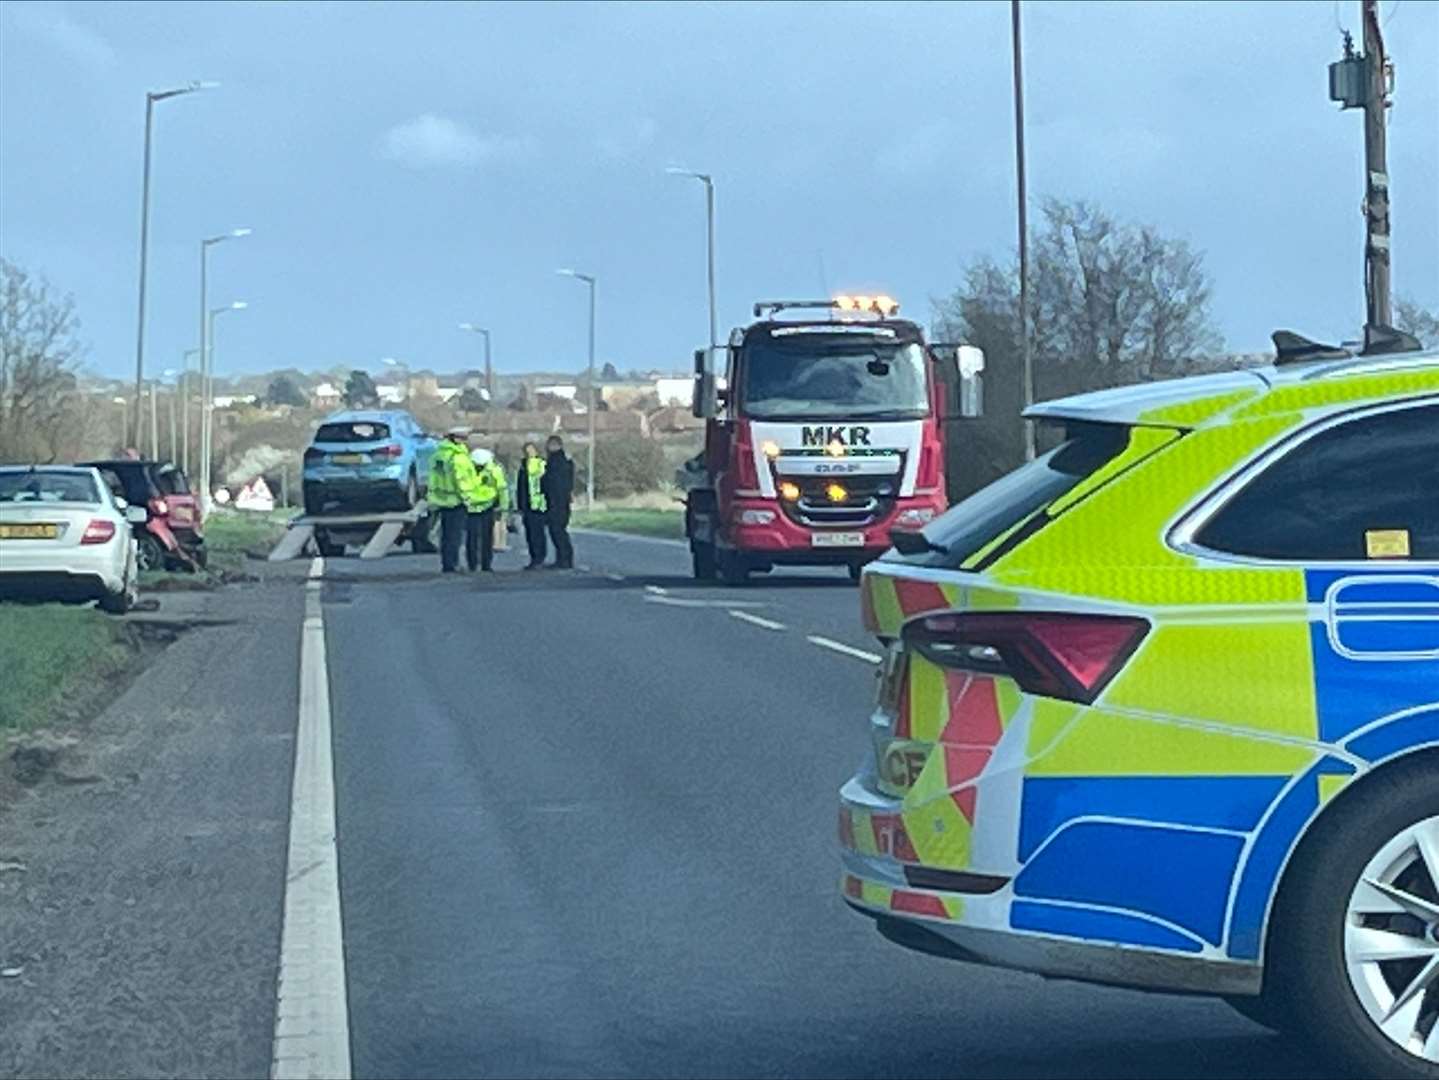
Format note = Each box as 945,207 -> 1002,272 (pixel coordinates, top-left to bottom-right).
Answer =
445,425 -> 472,439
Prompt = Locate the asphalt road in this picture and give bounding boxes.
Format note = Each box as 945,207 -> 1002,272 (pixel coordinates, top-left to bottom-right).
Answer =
321,531 -> 1335,1080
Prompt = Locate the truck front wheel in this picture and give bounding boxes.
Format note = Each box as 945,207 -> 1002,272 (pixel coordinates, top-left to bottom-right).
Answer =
691,542 -> 717,581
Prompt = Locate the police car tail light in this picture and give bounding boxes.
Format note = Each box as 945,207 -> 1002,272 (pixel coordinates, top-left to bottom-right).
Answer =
904,612 -> 1148,705
731,421 -> 759,489
372,443 -> 404,458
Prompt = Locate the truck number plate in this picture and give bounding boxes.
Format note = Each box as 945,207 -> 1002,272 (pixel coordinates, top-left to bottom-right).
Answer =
812,531 -> 864,548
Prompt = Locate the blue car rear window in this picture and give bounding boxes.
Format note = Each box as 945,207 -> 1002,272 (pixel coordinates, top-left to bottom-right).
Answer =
315,422 -> 390,443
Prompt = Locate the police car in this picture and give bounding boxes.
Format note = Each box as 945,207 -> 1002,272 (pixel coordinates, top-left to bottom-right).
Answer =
840,332 -> 1439,1078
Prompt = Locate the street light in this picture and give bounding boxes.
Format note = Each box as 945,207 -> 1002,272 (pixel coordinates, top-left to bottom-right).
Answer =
199,301 -> 247,512
161,368 -> 180,462
130,80 -> 218,448
180,347 -> 200,473
457,323 -> 493,400
555,268 -> 597,510
198,227 -> 251,491
665,166 -> 718,353
381,356 -> 410,402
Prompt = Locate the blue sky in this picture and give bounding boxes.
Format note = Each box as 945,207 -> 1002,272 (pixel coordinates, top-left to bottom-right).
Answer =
1,0 -> 1436,380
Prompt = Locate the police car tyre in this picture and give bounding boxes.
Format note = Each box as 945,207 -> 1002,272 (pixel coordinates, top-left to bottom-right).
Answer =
402,469 -> 419,510
1222,991 -> 1302,1035
135,533 -> 164,573
1269,761 -> 1439,1079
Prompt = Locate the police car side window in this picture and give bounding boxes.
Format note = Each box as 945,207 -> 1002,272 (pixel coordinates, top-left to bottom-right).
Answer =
1196,402 -> 1438,562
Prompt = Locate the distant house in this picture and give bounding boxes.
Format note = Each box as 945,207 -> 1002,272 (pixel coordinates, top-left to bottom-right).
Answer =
213,394 -> 257,409
311,382 -> 341,409
535,384 -> 578,400
375,383 -> 405,405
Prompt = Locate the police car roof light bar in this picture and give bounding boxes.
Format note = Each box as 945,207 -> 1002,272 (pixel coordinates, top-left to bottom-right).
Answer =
753,299 -> 842,318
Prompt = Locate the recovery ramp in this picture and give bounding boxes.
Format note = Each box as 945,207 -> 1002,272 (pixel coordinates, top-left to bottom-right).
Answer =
268,503 -> 430,561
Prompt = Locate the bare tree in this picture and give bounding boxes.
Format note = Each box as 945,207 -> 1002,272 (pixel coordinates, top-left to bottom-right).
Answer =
1395,295 -> 1439,348
933,199 -> 1222,496
0,259 -> 87,463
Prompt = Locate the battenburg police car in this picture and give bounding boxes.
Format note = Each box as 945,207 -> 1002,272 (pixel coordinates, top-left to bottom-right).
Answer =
840,331 -> 1439,1078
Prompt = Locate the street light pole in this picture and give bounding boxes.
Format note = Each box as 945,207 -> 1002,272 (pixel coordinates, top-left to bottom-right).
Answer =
198,228 -> 250,490
200,302 -> 247,512
161,368 -> 180,462
666,167 -> 718,352
181,347 -> 200,473
556,269 -> 597,509
1010,1 -> 1035,461
149,377 -> 160,459
458,324 -> 493,399
130,81 -> 216,449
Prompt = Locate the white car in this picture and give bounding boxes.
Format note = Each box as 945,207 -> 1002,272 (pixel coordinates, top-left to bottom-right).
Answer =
0,466 -> 141,614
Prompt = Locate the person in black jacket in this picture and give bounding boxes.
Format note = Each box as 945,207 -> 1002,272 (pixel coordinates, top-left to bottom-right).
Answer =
540,434 -> 575,569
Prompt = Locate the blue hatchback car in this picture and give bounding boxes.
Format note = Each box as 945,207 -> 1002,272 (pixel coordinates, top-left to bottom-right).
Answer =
301,410 -> 438,515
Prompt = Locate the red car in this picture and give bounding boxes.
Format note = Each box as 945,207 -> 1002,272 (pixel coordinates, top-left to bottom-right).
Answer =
83,459 -> 206,571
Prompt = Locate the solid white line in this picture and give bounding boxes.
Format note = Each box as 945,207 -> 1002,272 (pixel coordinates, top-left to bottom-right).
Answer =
644,584 -> 668,596
807,635 -> 882,664
272,557 -> 351,1080
729,610 -> 787,631
606,572 -> 626,582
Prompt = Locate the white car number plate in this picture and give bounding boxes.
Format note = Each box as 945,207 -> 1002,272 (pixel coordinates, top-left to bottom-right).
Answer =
812,531 -> 864,548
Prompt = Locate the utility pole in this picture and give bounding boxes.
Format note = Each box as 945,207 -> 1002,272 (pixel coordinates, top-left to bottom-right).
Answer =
1330,2 -> 1394,344
1361,0 -> 1392,339
1011,0 -> 1035,461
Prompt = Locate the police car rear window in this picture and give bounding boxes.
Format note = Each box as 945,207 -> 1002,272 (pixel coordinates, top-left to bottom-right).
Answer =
887,422 -> 1131,571
315,422 -> 390,443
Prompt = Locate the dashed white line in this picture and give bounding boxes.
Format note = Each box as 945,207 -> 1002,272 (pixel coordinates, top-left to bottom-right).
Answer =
272,556 -> 351,1080
729,610 -> 787,631
644,584 -> 668,596
606,572 -> 626,582
806,635 -> 882,664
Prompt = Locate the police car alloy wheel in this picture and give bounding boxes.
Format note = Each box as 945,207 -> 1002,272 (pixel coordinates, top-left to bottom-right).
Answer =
1273,763 -> 1439,1080
1344,813 -> 1439,1070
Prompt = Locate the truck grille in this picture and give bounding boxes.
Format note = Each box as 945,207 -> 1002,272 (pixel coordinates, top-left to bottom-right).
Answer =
782,474 -> 899,528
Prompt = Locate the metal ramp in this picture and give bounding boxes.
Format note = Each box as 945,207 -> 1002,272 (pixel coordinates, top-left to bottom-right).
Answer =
268,503 -> 430,561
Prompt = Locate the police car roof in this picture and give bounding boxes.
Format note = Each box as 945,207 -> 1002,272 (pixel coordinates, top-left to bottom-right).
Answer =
1025,347 -> 1439,431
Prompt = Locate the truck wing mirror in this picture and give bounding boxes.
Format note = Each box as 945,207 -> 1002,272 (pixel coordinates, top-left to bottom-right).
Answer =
932,343 -> 985,419
956,345 -> 985,418
692,347 -> 722,419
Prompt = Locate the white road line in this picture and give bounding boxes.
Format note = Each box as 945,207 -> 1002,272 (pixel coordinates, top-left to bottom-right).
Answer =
645,594 -> 766,609
644,584 -> 668,596
729,610 -> 787,631
272,557 -> 351,1080
606,572 -> 626,582
807,635 -> 882,664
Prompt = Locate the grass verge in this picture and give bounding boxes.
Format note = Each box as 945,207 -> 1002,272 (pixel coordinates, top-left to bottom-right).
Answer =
0,606 -> 140,732
203,508 -> 294,574
571,507 -> 685,540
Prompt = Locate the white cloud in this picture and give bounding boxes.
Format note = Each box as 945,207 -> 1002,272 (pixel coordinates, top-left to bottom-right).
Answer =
11,4 -> 117,70
379,114 -> 534,169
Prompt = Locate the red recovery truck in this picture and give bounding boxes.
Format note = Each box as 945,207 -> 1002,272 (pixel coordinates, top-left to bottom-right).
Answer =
682,296 -> 983,583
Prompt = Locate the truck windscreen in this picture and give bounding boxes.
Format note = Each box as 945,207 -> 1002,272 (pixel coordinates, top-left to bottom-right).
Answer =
740,338 -> 929,421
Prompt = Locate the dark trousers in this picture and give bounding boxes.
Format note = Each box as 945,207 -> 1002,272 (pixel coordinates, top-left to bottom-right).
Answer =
547,503 -> 574,568
438,504 -> 467,572
522,510 -> 548,566
465,508 -> 495,571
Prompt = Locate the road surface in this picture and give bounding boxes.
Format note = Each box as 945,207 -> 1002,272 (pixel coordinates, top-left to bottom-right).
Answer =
317,530 -> 1332,1080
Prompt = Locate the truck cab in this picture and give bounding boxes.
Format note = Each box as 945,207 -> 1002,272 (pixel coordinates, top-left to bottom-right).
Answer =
684,296 -> 981,583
